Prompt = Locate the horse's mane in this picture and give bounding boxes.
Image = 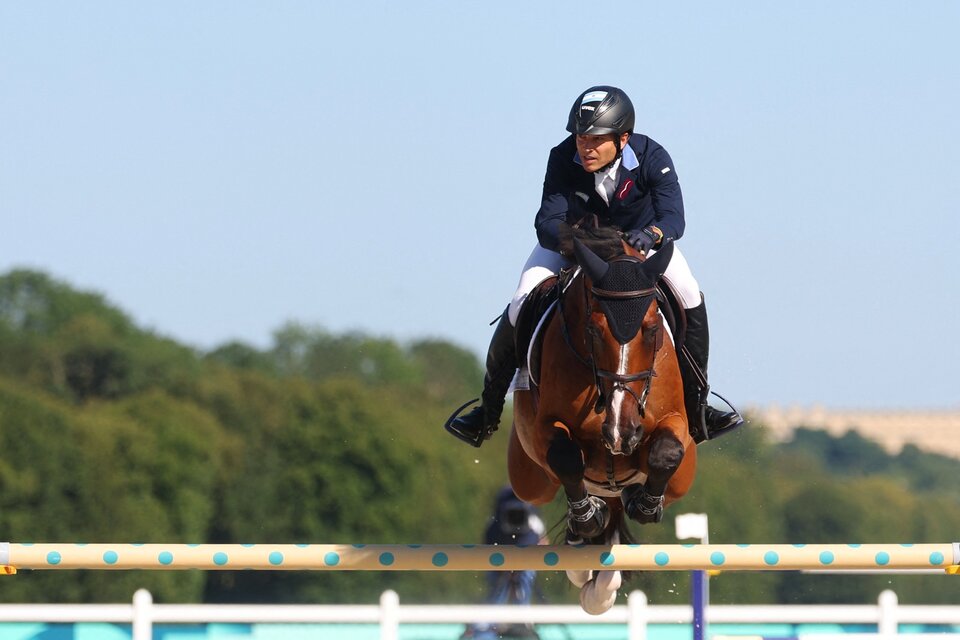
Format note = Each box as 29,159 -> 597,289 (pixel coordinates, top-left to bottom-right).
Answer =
556,222 -> 626,262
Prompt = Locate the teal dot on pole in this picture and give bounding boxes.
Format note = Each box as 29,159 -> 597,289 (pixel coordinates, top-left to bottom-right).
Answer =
103,551 -> 119,565
763,551 -> 779,566
489,552 -> 505,567
268,552 -> 284,566
875,551 -> 890,566
158,552 -> 173,565
379,552 -> 394,566
819,551 -> 835,565
543,552 -> 559,566
213,552 -> 229,566
929,551 -> 945,566
324,552 -> 340,567
654,552 -> 670,566
600,552 -> 615,567
710,552 -> 725,566
46,552 -> 61,566
432,552 -> 449,567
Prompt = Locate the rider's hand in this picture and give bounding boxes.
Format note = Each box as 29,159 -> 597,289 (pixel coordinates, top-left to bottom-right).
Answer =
626,226 -> 663,253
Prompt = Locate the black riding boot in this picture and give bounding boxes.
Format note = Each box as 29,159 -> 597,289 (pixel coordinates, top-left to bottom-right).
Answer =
679,296 -> 744,443
445,309 -> 517,447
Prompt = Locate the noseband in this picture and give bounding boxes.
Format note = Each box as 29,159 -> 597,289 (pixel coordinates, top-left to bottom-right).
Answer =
558,255 -> 662,419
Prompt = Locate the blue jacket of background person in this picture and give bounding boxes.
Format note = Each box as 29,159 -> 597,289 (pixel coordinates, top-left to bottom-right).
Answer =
535,133 -> 685,252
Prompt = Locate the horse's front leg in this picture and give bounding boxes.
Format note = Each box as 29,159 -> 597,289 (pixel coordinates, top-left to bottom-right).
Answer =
623,423 -> 687,524
546,426 -> 608,540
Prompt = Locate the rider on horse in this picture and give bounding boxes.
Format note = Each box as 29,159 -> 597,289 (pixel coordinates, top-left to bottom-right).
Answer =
448,85 -> 744,447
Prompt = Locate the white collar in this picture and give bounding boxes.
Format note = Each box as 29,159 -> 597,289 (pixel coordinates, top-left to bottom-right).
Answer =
595,156 -> 621,184
594,157 -> 621,204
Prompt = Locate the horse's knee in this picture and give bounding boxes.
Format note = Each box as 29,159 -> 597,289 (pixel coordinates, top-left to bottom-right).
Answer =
546,431 -> 584,484
648,432 -> 684,474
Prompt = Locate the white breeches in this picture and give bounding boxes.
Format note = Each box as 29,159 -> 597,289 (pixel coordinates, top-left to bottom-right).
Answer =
507,243 -> 702,327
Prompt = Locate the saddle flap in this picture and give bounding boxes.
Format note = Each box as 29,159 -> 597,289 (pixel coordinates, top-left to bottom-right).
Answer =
514,275 -> 560,386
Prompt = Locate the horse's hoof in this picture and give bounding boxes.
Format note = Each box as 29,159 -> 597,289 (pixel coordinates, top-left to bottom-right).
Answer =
595,568 -> 622,593
579,570 -> 621,615
564,532 -> 593,588
566,569 -> 592,588
567,496 -> 609,540
622,485 -> 664,524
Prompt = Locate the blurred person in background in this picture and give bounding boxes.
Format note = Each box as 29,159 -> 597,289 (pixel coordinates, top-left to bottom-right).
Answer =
461,487 -> 546,640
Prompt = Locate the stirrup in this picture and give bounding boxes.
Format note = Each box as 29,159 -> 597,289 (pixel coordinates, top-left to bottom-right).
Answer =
444,398 -> 491,448
696,390 -> 744,443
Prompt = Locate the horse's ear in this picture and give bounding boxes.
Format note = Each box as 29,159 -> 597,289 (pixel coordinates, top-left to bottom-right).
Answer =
574,237 -> 610,282
641,240 -> 675,280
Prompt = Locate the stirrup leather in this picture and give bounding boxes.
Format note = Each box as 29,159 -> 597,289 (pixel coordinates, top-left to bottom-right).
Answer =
680,344 -> 744,443
698,389 -> 744,443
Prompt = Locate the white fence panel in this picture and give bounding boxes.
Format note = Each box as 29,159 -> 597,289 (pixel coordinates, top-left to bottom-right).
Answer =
2,588 -> 960,640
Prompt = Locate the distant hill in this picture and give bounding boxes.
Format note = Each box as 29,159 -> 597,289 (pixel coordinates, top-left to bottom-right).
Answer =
747,405 -> 960,459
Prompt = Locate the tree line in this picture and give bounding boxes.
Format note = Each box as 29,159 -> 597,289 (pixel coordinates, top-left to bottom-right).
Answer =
1,269 -> 958,605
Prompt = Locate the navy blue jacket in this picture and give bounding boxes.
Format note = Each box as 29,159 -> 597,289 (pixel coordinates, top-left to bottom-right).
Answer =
535,134 -> 685,252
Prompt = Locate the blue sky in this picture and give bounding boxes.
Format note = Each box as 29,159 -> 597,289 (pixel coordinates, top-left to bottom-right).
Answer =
2,1 -> 957,409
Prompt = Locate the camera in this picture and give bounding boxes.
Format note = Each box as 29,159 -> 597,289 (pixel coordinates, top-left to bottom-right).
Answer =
500,502 -> 531,535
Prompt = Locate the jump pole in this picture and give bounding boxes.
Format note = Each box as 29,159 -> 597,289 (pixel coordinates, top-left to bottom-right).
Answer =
2,543 -> 959,573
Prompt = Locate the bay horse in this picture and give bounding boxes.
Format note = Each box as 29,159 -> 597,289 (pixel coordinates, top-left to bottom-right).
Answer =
508,224 -> 696,613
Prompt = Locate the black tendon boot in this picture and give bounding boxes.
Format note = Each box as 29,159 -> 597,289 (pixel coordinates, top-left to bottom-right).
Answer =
679,296 -> 744,443
445,309 -> 517,447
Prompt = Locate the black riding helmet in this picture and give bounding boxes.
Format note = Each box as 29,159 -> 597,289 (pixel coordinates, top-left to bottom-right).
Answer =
567,86 -> 635,172
566,85 -> 635,137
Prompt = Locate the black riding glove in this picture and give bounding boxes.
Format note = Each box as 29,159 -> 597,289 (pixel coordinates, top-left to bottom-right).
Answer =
626,226 -> 663,253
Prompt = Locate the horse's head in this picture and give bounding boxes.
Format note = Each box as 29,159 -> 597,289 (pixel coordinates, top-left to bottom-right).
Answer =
567,227 -> 674,456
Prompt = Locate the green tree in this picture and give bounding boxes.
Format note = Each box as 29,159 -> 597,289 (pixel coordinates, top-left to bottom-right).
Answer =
3,268 -> 960,606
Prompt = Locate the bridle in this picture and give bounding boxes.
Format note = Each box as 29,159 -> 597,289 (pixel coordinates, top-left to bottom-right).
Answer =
557,254 -> 663,421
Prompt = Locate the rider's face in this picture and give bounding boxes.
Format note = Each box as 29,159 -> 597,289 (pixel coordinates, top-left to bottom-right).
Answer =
576,133 -> 629,172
